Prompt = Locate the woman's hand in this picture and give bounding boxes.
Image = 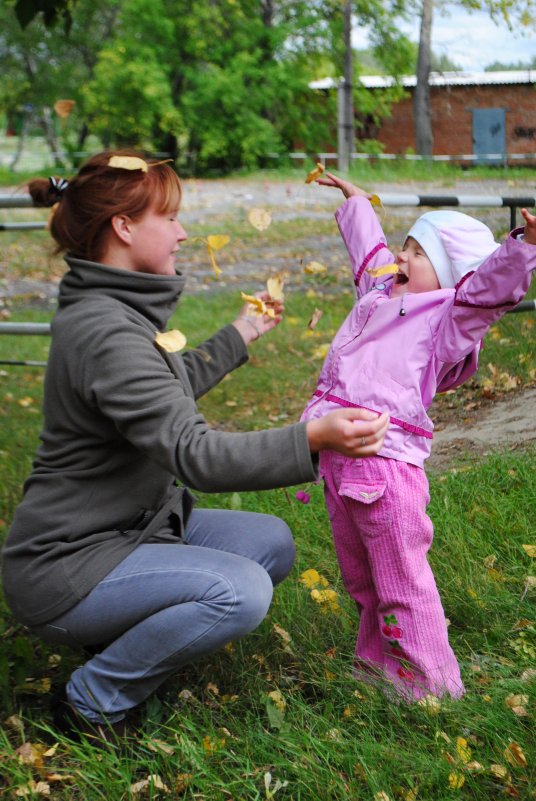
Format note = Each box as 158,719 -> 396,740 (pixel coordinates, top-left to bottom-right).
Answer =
520,207 -> 536,245
232,291 -> 284,345
315,171 -> 371,200
306,408 -> 389,457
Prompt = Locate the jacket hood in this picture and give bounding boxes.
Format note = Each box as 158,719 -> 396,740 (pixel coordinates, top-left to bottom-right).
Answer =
60,257 -> 186,331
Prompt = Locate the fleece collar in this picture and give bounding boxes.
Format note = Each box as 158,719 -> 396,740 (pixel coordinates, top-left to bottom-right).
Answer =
60,257 -> 186,331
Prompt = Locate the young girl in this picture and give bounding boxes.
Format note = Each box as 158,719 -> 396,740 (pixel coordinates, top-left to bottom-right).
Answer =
302,172 -> 536,701
1,153 -> 389,742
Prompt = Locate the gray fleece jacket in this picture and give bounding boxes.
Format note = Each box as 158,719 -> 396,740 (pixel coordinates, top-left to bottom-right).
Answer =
2,258 -> 317,626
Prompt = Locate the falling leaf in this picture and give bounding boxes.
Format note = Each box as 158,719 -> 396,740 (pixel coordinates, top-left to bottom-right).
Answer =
367,263 -> 399,277
266,273 -> 285,301
521,544 -> 536,558
307,308 -> 323,330
448,772 -> 465,789
304,261 -> 327,275
155,329 -> 187,352
305,162 -> 325,184
54,99 -> 75,118
299,569 -> 329,589
248,208 -> 272,231
504,742 -> 527,768
108,155 -> 148,172
206,234 -> 230,251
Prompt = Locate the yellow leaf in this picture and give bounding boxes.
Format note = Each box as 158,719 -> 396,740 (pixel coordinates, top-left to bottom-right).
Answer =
299,569 -> 329,589
207,245 -> 222,277
304,260 -> 327,275
367,263 -> 399,277
448,772 -> 465,789
504,742 -> 527,768
239,292 -> 274,318
505,694 -> 529,710
369,194 -> 382,207
248,208 -> 272,231
202,734 -> 226,754
465,761 -> 484,773
266,273 -> 285,301
146,738 -> 175,755
108,155 -> 148,172
311,588 -> 340,613
54,99 -> 75,118
417,694 -> 441,714
15,781 -> 51,797
267,690 -> 286,712
374,792 -> 392,801
521,544 -> 536,558
206,234 -> 230,251
490,764 -> 509,780
273,623 -> 293,650
311,343 -> 330,360
155,329 -> 187,353
456,737 -> 472,764
305,162 -> 325,184
130,775 -> 170,795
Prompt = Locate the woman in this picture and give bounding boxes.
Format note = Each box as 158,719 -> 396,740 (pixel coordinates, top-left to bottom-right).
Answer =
1,151 -> 389,742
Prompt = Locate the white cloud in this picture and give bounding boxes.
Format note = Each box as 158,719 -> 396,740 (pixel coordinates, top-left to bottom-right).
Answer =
353,6 -> 535,72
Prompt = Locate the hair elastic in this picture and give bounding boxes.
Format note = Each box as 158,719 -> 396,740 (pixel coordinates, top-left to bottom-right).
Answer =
48,177 -> 69,200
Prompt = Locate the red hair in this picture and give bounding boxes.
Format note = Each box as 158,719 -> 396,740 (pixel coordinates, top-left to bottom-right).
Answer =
27,150 -> 182,261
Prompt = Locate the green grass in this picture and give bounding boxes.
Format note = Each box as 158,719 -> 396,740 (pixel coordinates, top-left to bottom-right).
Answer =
0,287 -> 535,799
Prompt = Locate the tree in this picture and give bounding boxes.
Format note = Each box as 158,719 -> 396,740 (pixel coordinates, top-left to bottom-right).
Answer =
414,0 -> 433,156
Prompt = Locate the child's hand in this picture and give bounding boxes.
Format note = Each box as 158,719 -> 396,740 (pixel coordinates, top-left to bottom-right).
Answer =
306,408 -> 389,456
315,171 -> 372,200
520,208 -> 536,245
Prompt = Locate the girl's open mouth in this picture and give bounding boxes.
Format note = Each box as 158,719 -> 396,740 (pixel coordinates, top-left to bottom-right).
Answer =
395,272 -> 409,285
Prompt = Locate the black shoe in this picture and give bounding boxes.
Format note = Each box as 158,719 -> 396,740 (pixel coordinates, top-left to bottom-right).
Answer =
50,685 -> 131,747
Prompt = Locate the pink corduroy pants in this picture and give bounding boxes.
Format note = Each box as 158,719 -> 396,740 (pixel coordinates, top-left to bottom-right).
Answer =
321,451 -> 464,701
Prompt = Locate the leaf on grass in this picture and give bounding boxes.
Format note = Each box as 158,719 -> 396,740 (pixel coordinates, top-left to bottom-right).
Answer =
146,738 -> 175,755
456,737 -> 472,764
311,343 -> 330,360
267,689 -> 286,712
448,772 -> 465,789
490,764 -> 509,780
367,263 -> 399,277
304,261 -> 327,275
4,714 -> 24,731
504,742 -> 527,768
265,695 -> 286,730
311,588 -> 340,614
521,544 -> 536,558
155,329 -> 187,353
299,569 -> 329,589
373,792 -> 392,801
130,775 -> 170,795
15,781 -> 51,797
202,734 -> 226,754
417,694 -> 441,714
272,623 -> 293,653
248,208 -> 272,231
305,162 -> 324,184
307,308 -> 323,330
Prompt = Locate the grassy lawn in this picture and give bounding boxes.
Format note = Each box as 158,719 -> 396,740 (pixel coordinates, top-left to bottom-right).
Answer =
0,280 -> 535,799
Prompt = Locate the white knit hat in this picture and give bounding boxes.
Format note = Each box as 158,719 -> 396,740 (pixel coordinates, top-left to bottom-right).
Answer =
406,210 -> 500,288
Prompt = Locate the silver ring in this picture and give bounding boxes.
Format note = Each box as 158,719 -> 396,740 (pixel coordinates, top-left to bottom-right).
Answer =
360,436 -> 366,447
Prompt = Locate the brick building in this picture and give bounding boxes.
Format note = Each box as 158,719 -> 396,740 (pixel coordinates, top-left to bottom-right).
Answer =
310,71 -> 536,164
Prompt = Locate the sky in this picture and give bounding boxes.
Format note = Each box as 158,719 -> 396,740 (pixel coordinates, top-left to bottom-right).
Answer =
353,5 -> 536,73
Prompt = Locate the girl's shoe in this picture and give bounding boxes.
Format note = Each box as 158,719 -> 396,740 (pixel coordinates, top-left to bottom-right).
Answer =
50,685 -> 131,747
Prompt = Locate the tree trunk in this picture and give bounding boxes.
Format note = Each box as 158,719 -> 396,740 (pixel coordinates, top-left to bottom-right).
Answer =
338,0 -> 354,172
414,0 -> 433,156
40,106 -> 68,170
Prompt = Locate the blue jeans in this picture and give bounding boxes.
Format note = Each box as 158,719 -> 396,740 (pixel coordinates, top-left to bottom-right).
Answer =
32,509 -> 295,723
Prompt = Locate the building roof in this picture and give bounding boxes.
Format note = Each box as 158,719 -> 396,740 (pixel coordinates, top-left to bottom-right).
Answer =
310,70 -> 536,90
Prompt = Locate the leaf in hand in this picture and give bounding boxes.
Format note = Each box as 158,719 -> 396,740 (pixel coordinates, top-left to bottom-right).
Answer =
367,263 -> 399,277
305,162 -> 325,184
155,330 -> 187,352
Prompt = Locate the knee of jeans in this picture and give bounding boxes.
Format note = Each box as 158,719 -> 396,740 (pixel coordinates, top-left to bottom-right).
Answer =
266,517 -> 296,585
231,561 -> 273,636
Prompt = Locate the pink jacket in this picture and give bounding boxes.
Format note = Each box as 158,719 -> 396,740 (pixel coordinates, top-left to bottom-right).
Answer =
302,197 -> 536,467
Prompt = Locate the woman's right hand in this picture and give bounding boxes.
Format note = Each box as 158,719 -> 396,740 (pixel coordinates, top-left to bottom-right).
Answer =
315,171 -> 371,200
306,408 -> 389,457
